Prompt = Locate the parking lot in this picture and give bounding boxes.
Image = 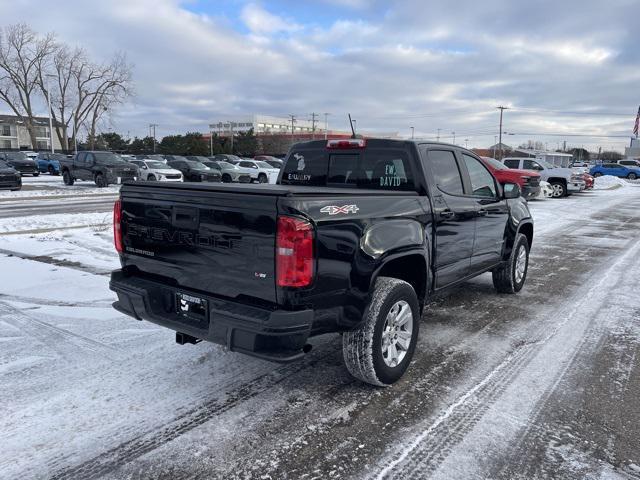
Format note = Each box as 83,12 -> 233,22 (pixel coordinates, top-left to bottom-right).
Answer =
1,176 -> 638,479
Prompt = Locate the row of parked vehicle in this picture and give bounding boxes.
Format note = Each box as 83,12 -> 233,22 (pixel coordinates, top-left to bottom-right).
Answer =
0,150 -> 288,190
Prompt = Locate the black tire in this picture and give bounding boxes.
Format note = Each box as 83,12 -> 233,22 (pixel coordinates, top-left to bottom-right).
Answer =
222,174 -> 232,183
62,170 -> 74,186
342,277 -> 420,386
48,165 -> 55,175
147,174 -> 156,181
95,173 -> 107,188
33,172 -> 39,177
549,181 -> 566,198
628,173 -> 637,180
593,172 -> 602,177
492,233 -> 530,294
11,186 -> 21,191
258,173 -> 268,184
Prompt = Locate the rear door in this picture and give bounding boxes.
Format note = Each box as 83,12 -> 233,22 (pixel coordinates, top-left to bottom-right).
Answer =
460,153 -> 508,273
422,148 -> 476,288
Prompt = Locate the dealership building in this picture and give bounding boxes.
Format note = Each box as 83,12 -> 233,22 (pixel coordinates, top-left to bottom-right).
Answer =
209,115 -> 319,136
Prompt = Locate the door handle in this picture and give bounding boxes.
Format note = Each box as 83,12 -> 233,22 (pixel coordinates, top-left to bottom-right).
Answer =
478,209 -> 489,217
440,209 -> 455,219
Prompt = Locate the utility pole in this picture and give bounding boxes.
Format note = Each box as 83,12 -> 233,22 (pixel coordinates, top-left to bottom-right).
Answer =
149,123 -> 158,153
288,114 -> 296,138
323,113 -> 330,139
497,106 -> 508,160
465,138 -> 469,149
452,131 -> 456,145
436,128 -> 441,142
493,135 -> 497,158
227,121 -> 235,152
310,113 -> 318,140
410,126 -> 414,139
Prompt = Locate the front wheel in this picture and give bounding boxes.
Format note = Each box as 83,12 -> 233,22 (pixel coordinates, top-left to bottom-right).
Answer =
32,172 -> 39,177
95,173 -> 107,188
222,174 -> 232,183
258,173 -> 268,183
342,277 -> 420,386
628,173 -> 637,180
147,174 -> 156,181
492,233 -> 530,294
549,181 -> 566,198
48,165 -> 55,175
593,172 -> 602,177
62,170 -> 74,186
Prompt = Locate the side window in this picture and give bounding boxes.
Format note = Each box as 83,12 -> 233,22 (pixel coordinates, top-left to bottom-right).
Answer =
85,153 -> 95,166
428,150 -> 464,195
503,159 -> 520,169
76,152 -> 86,165
523,160 -> 543,171
463,154 -> 497,198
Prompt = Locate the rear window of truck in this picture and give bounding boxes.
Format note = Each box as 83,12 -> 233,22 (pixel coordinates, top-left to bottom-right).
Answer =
281,149 -> 414,191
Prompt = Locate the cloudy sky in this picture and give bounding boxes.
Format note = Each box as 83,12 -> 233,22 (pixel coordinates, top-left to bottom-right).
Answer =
2,0 -> 639,151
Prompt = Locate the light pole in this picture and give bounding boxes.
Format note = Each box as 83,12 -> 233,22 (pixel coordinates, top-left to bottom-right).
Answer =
149,124 -> 158,153
324,112 -> 330,139
410,126 -> 414,139
436,128 -> 441,142
452,131 -> 456,145
44,74 -> 56,153
465,138 -> 469,149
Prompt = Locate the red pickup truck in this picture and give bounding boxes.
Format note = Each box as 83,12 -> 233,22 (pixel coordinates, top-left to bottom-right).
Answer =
480,157 -> 541,199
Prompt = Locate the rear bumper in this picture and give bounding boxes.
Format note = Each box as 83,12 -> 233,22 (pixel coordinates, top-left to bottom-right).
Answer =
568,181 -> 586,192
109,270 -> 314,362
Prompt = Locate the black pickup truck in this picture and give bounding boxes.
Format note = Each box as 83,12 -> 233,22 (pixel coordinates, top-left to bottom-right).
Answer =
60,151 -> 139,187
110,138 -> 533,385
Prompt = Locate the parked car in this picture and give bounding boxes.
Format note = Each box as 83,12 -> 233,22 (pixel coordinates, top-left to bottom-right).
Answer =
502,157 -> 584,198
0,151 -> 39,176
617,159 -> 640,168
254,155 -> 284,169
166,157 -> 221,182
59,151 -> 139,187
130,159 -> 183,182
202,159 -> 252,183
212,154 -> 243,164
0,159 -> 22,191
236,159 -> 280,183
590,162 -> 640,179
110,138 -> 533,386
479,157 -> 541,199
22,150 -> 38,159
135,154 -> 167,162
35,152 -> 66,175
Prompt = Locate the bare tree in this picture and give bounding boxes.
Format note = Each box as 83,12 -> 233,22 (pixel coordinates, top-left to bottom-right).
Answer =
0,24 -> 55,149
37,44 -> 86,151
84,53 -> 133,149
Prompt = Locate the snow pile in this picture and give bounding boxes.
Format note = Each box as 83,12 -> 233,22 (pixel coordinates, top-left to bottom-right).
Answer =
0,211 -> 111,233
593,175 -> 628,190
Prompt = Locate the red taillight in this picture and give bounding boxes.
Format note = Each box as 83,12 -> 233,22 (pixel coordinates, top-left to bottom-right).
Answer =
276,216 -> 314,288
326,138 -> 366,149
113,199 -> 123,253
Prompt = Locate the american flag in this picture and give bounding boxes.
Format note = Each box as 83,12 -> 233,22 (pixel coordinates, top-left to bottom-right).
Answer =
634,106 -> 640,137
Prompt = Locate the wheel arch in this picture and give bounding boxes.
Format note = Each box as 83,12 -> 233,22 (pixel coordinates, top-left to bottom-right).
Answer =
370,250 -> 430,309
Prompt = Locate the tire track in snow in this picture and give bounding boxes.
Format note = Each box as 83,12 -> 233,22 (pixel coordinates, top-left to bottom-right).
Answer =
47,342 -> 342,480
375,228 -> 640,480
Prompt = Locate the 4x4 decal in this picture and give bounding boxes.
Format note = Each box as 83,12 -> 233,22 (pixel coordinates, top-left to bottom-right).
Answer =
320,205 -> 360,215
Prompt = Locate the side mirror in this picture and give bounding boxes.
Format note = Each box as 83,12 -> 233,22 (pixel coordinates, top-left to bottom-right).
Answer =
503,182 -> 521,199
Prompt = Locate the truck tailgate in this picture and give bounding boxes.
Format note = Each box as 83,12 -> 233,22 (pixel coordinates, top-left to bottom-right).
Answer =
120,185 -> 278,304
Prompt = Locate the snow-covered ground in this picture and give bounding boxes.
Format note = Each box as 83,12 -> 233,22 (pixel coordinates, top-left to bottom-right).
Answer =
0,182 -> 639,479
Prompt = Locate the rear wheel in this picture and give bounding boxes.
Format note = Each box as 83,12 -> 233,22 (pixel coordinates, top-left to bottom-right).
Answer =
32,172 -> 39,177
549,181 -> 566,198
628,173 -> 637,180
147,174 -> 156,181
258,173 -> 268,183
342,277 -> 420,386
222,174 -> 232,183
593,172 -> 602,177
493,233 -> 530,294
62,170 -> 74,186
47,165 -> 55,175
